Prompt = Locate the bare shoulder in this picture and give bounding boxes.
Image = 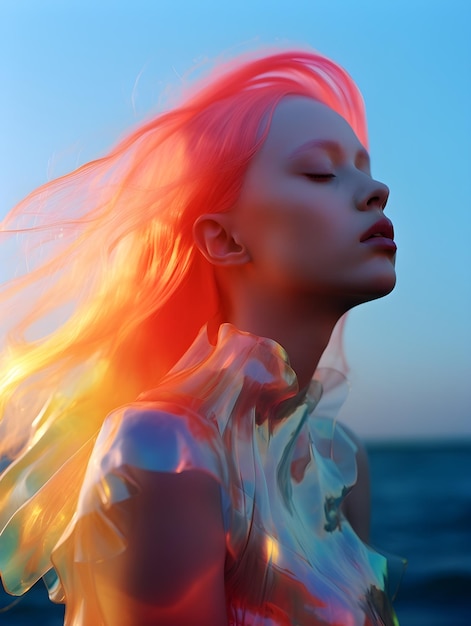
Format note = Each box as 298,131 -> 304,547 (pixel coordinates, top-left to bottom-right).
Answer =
338,423 -> 371,543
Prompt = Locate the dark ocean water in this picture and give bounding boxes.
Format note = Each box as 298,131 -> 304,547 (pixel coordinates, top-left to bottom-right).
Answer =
1,440 -> 470,625
368,441 -> 471,626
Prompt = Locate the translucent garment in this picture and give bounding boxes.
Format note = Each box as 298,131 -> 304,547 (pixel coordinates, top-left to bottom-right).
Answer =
9,324 -> 400,624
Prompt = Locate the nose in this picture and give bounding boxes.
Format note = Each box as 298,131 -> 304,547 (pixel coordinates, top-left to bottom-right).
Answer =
356,178 -> 390,211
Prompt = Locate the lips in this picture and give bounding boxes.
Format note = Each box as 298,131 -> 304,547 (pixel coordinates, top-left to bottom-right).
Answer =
360,217 -> 395,242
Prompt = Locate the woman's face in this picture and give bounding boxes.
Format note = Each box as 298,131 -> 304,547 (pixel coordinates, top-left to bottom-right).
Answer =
232,97 -> 396,310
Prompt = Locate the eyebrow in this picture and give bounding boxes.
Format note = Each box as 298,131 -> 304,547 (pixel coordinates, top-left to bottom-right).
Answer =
288,139 -> 370,167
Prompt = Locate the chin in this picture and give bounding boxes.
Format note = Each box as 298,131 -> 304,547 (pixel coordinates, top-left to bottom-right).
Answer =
362,273 -> 397,303
344,272 -> 397,309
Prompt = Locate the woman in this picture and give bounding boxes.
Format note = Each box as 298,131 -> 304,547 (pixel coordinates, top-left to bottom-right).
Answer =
0,50 -> 400,624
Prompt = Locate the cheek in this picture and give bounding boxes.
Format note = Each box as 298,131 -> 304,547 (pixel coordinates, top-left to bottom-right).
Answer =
236,181 -> 349,270
261,204 -> 345,261
253,216 -> 341,286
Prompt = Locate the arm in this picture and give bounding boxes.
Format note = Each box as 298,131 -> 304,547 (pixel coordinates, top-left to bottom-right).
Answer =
60,407 -> 230,625
91,468 -> 228,625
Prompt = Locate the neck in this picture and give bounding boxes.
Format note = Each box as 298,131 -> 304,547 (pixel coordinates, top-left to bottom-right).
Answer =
225,292 -> 343,390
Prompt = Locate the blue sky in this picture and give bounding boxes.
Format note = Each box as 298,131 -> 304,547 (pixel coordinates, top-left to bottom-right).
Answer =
1,0 -> 470,439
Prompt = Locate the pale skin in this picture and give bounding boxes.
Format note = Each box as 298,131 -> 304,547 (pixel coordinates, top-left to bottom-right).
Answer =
93,98 -> 395,624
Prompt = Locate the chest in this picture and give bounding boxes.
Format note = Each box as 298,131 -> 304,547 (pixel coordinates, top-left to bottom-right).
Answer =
222,419 -> 385,625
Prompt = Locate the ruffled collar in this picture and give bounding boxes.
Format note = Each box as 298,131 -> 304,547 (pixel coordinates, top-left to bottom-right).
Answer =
142,323 -> 348,434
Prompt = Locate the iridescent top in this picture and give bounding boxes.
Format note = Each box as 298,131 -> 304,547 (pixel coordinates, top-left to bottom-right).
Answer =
48,324 -> 399,625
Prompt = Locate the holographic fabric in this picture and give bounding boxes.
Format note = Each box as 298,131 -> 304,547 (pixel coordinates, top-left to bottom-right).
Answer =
22,324 -> 399,624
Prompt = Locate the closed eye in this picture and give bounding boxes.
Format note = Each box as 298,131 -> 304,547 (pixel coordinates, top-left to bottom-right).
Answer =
304,173 -> 336,181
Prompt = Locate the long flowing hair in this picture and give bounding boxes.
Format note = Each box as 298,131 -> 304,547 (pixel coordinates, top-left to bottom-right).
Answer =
0,49 -> 367,594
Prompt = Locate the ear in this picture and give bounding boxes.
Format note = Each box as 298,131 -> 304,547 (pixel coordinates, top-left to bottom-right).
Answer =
193,213 -> 250,266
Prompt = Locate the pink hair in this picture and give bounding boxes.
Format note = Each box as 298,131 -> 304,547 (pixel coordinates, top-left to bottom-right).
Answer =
0,49 -> 367,593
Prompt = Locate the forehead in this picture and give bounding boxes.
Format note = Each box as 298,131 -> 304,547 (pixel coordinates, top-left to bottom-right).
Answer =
258,97 -> 366,161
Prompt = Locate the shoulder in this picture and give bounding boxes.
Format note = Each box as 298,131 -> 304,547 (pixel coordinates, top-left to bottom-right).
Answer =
99,402 -> 226,472
75,401 -> 232,541
66,405 -> 229,624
